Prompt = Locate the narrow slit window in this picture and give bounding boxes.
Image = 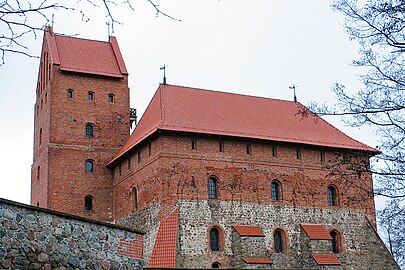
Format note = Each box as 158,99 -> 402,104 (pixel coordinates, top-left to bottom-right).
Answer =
296,148 -> 301,160
246,144 -> 252,155
274,230 -> 285,253
219,142 -> 224,153
271,181 -> 281,201
148,143 -> 152,156
327,186 -> 337,206
330,231 -> 341,253
132,187 -> 138,211
192,139 -> 197,150
84,196 -> 93,210
320,151 -> 325,162
137,151 -> 141,163
208,178 -> 218,199
210,228 -> 220,251
272,146 -> 277,157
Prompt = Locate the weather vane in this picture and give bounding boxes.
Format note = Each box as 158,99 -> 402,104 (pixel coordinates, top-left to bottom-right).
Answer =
160,64 -> 167,85
289,84 -> 298,102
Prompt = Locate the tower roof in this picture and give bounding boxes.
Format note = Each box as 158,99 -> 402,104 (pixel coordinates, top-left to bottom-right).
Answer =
45,27 -> 128,78
109,84 -> 378,165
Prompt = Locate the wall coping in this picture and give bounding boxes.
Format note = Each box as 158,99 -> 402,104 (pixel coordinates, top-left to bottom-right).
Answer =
0,197 -> 145,235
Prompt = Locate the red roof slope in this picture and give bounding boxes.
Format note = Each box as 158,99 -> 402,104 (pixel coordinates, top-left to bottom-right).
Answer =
45,29 -> 127,78
242,258 -> 272,264
109,84 -> 378,165
148,208 -> 178,268
301,224 -> 332,240
312,254 -> 341,265
233,225 -> 265,237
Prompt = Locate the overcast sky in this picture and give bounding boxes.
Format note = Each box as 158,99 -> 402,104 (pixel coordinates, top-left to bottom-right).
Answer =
0,0 -> 378,205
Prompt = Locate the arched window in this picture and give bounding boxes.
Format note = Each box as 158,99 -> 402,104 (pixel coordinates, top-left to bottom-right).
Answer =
330,230 -> 341,253
208,177 -> 218,199
271,180 -> 281,201
327,185 -> 337,206
67,89 -> 73,99
210,227 -> 220,251
212,262 -> 221,268
84,195 -> 93,210
88,91 -> 94,101
85,160 -> 94,172
274,229 -> 286,253
132,187 -> 138,211
108,94 -> 114,103
85,123 -> 94,137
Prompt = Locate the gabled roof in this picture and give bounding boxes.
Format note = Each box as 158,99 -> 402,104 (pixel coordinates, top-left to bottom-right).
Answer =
233,225 -> 265,237
109,84 -> 378,165
45,27 -> 127,78
301,224 -> 332,240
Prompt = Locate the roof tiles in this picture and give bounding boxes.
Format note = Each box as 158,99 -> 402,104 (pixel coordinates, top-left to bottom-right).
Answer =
109,84 -> 378,165
301,224 -> 332,240
233,225 -> 265,237
148,209 -> 178,268
312,254 -> 341,265
242,258 -> 272,264
45,29 -> 127,78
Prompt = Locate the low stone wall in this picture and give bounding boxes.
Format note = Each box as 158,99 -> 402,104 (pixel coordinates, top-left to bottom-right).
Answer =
0,198 -> 144,270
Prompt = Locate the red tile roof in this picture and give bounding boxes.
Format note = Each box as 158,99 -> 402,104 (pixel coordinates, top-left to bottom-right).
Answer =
233,225 -> 265,237
109,84 -> 378,165
148,208 -> 178,268
301,224 -> 332,240
242,258 -> 272,264
312,254 -> 341,265
45,28 -> 127,78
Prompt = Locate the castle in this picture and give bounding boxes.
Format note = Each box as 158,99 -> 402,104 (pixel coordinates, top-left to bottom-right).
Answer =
31,28 -> 398,269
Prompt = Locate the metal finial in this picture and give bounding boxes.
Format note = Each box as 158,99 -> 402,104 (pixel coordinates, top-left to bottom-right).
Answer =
160,64 -> 167,85
289,84 -> 298,102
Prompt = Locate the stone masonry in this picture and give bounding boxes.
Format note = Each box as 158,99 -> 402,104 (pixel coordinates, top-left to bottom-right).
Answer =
0,198 -> 144,270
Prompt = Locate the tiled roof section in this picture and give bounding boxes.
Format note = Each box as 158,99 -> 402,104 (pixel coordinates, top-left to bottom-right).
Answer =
45,29 -> 127,78
312,254 -> 341,265
242,258 -> 272,264
109,84 -> 378,165
233,225 -> 265,237
301,224 -> 332,240
148,208 -> 178,268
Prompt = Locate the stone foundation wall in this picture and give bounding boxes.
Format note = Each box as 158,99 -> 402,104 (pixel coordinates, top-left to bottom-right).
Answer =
0,198 -> 144,270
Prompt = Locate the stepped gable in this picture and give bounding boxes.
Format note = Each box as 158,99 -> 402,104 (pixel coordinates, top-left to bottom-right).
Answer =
109,84 -> 378,165
45,27 -> 127,78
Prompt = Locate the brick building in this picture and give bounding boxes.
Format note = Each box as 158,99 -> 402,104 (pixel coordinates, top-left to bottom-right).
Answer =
31,29 -> 399,269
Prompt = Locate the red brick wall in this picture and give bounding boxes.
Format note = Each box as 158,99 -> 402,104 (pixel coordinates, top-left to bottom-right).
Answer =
113,132 -> 376,222
31,35 -> 130,221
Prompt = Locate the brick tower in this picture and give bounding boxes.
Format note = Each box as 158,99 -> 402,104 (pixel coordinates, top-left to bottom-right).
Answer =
31,27 -> 130,221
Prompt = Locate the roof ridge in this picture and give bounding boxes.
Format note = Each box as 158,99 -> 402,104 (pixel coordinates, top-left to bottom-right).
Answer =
159,85 -> 165,127
161,83 -> 299,104
53,33 -> 110,44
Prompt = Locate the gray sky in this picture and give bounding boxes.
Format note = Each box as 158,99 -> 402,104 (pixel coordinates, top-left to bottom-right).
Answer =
0,0 -> 378,204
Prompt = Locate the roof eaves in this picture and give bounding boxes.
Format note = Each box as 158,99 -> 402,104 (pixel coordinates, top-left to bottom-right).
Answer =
59,66 -> 124,78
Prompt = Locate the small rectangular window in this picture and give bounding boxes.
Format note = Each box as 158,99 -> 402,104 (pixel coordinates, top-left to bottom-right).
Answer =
320,151 -> 325,162
246,144 -> 252,155
191,139 -> 197,150
128,157 -> 131,170
148,143 -> 152,156
296,148 -> 302,160
272,146 -> 277,157
219,142 -> 224,153
137,151 -> 141,163
118,164 -> 122,176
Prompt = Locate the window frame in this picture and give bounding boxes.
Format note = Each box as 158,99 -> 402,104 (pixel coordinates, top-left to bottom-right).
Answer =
108,94 -> 114,103
327,185 -> 338,206
273,229 -> 286,253
271,180 -> 281,201
84,195 -> 93,211
85,160 -> 94,172
330,230 -> 342,253
208,177 -> 218,199
67,89 -> 73,99
85,123 -> 94,138
88,91 -> 94,101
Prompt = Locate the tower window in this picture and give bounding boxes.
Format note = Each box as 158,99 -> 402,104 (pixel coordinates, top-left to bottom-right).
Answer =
39,128 -> 42,145
137,151 -> 141,163
271,180 -> 281,201
246,144 -> 252,155
84,195 -> 93,210
88,91 -> 94,101
67,89 -> 73,99
108,94 -> 114,103
148,143 -> 152,156
274,229 -> 286,253
118,164 -> 122,176
330,230 -> 341,253
37,166 -> 40,180
327,185 -> 337,206
132,187 -> 138,211
85,160 -> 94,172
209,227 -> 220,251
208,177 -> 218,199
320,151 -> 326,162
128,157 -> 131,170
219,142 -> 224,153
85,123 -> 94,137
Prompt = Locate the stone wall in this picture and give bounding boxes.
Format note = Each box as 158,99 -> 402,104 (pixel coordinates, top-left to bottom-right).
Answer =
0,198 -> 144,270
